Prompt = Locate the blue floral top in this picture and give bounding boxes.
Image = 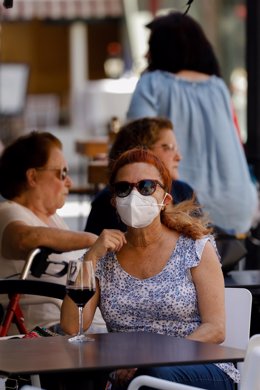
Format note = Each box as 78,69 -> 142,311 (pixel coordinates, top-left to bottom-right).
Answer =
96,235 -> 240,383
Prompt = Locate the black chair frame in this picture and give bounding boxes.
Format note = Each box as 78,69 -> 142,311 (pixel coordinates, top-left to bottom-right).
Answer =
0,247 -> 66,336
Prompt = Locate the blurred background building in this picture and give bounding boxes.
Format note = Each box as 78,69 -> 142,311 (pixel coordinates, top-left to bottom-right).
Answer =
0,0 -> 259,187
2,0 -> 260,240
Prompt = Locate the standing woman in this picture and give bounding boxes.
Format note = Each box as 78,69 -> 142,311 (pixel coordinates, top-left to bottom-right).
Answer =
127,12 -> 258,235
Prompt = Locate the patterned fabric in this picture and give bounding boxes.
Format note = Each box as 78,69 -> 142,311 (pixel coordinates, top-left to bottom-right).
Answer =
96,235 -> 240,383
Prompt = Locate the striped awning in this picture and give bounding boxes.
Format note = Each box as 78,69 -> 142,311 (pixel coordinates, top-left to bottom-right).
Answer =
0,0 -> 123,21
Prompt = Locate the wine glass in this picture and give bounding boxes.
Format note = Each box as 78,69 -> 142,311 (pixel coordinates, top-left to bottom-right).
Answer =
66,259 -> 96,343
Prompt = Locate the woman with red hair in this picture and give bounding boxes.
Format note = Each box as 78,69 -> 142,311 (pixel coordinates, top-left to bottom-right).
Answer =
61,148 -> 239,390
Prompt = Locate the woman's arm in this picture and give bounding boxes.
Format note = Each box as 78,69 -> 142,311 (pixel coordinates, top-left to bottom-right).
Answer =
187,241 -> 226,344
1,221 -> 98,260
60,230 -> 126,334
2,219 -> 126,262
60,279 -> 100,335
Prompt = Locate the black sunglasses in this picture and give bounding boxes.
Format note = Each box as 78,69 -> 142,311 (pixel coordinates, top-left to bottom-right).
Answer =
113,179 -> 165,198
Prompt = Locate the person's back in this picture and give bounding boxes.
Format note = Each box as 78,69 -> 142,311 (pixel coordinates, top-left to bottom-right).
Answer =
127,12 -> 258,235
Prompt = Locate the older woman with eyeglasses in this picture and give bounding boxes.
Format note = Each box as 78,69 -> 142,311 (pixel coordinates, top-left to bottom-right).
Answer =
0,131 -> 125,333
85,117 -> 197,236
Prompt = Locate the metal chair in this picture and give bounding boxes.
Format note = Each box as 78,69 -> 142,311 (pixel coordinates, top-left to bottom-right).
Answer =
128,288 -> 253,390
240,333 -> 260,389
221,287 -> 252,350
127,334 -> 260,390
0,247 -> 66,336
0,248 -> 67,389
222,287 -> 252,389
128,376 -> 204,390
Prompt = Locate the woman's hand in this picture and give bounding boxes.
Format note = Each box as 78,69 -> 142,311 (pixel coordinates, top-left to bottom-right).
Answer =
84,229 -> 126,263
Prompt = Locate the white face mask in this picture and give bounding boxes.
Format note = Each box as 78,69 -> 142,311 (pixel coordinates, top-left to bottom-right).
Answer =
116,189 -> 166,228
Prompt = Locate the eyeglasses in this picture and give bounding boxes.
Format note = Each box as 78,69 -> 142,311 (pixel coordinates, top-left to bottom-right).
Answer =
36,167 -> 69,181
113,179 -> 165,198
152,143 -> 179,154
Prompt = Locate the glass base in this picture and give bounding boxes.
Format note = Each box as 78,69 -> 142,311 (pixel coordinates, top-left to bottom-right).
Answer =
68,334 -> 95,343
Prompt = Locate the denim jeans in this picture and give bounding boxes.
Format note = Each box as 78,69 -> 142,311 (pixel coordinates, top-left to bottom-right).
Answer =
110,364 -> 235,390
133,364 -> 235,390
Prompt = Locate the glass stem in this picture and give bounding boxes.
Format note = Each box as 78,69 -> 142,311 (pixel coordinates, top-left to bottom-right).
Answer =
78,306 -> 84,336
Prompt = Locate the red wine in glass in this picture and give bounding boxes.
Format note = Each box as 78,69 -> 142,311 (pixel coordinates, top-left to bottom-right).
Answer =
66,260 -> 96,343
66,287 -> 95,308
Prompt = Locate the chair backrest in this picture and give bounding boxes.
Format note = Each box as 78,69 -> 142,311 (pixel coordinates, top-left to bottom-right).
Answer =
0,280 -> 66,299
0,279 -> 66,336
221,287 -> 252,390
0,247 -> 67,336
240,334 -> 260,390
245,333 -> 260,352
221,287 -> 252,349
